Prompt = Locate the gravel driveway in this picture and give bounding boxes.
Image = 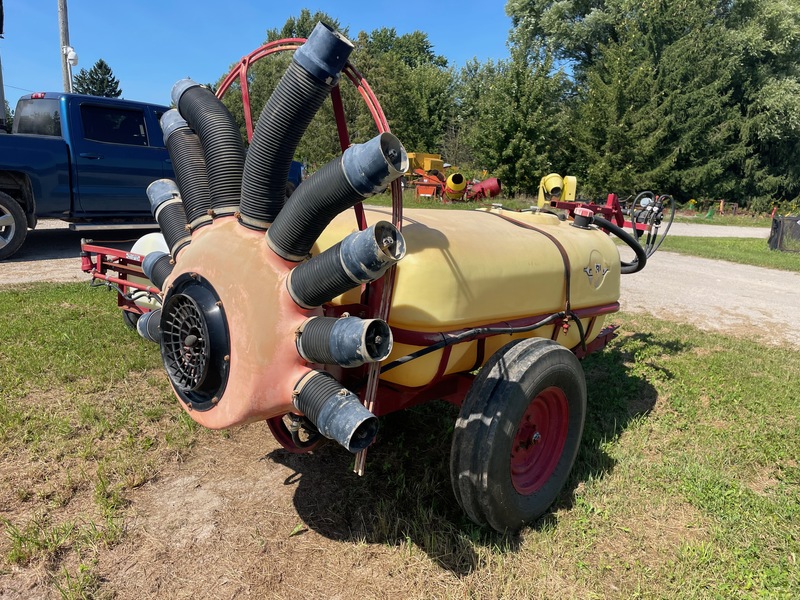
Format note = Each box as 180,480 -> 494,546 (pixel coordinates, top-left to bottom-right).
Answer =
620,250 -> 798,348
0,220 -> 154,286
1,220 -> 794,348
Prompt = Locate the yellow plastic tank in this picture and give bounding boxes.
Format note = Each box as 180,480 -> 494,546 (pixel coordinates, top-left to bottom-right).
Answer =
314,206 -> 621,388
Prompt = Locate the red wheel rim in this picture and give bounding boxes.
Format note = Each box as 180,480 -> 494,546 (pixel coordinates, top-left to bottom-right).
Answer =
266,415 -> 323,454
510,386 -> 569,494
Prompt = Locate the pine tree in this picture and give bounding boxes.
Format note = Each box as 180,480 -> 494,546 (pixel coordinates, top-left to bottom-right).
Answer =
2,100 -> 12,132
72,59 -> 122,98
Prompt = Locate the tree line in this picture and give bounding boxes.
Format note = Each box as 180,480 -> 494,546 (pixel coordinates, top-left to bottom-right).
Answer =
75,4 -> 796,211
211,3 -> 795,211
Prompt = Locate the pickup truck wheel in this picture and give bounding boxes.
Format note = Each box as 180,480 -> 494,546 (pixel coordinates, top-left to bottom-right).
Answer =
450,337 -> 587,532
0,192 -> 27,260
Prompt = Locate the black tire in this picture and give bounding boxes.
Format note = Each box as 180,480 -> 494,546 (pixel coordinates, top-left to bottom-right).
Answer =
450,337 -> 587,532
0,192 -> 28,260
122,310 -> 141,330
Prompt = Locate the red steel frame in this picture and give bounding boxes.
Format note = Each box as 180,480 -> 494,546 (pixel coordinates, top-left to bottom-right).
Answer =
81,242 -> 160,314
550,192 -> 652,234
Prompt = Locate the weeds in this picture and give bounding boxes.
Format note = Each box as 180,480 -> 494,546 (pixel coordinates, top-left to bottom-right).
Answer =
0,283 -> 206,594
3,513 -> 74,565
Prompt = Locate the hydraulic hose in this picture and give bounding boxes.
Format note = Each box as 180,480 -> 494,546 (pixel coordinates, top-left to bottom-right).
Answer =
646,195 -> 675,256
380,311 -> 567,374
172,79 -> 245,217
160,109 -> 213,230
239,23 -> 354,230
592,215 -> 647,274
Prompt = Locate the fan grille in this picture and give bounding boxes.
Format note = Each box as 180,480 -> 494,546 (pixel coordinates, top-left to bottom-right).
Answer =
162,294 -> 210,392
158,273 -> 230,411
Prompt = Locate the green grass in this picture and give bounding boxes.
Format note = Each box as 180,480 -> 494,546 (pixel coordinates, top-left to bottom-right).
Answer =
318,312 -> 800,597
672,212 -> 773,227
0,283 -> 206,595
659,236 -> 800,272
1,284 -> 799,597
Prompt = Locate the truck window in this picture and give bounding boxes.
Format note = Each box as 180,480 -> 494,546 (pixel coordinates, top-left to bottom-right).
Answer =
80,104 -> 149,146
13,98 -> 62,136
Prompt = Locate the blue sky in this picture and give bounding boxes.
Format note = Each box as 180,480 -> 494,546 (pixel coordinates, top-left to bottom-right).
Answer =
1,1 -> 512,107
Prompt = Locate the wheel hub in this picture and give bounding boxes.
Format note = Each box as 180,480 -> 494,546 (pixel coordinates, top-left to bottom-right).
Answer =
0,206 -> 16,248
510,386 -> 570,495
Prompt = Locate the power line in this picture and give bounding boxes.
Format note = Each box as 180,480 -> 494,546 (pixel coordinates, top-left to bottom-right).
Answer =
4,83 -> 34,93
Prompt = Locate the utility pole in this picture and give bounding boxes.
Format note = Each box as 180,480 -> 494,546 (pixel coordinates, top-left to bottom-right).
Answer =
57,0 -> 72,92
0,1 -> 7,131
0,52 -> 6,132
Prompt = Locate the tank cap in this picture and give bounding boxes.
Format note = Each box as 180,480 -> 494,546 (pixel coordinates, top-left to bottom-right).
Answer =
572,207 -> 594,229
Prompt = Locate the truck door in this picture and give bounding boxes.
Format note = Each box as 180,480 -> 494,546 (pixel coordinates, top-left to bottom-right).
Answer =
72,101 -> 168,218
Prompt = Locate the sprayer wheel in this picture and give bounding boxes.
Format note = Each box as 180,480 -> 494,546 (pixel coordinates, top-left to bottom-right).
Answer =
266,414 -> 325,454
121,309 -> 140,331
450,337 -> 586,532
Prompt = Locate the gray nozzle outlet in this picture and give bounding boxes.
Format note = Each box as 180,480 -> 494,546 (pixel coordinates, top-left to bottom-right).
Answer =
296,316 -> 393,367
170,78 -> 201,108
160,108 -> 190,144
329,317 -> 392,366
341,221 -> 406,282
136,309 -> 161,343
293,22 -> 354,85
342,133 -> 408,196
293,371 -> 378,453
146,179 -> 181,216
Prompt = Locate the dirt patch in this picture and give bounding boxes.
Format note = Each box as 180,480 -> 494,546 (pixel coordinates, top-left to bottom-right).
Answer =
95,425 -> 440,599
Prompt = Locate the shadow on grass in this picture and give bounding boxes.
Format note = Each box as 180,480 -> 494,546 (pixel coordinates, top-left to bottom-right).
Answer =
554,332 -> 687,513
268,332 -> 685,576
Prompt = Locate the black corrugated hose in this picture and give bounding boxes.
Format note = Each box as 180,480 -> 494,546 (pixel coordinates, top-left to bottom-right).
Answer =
287,239 -> 354,307
175,83 -> 245,217
164,121 -> 213,229
267,155 -> 359,260
238,61 -> 335,230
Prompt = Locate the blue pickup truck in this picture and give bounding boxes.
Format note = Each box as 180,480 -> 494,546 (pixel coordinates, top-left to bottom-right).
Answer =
0,92 -> 172,260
